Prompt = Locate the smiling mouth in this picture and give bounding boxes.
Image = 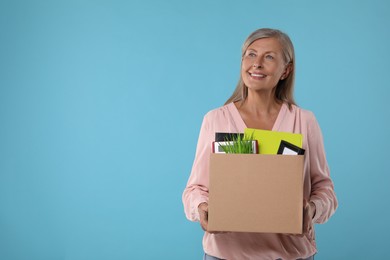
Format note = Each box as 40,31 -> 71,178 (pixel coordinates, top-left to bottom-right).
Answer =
249,72 -> 266,78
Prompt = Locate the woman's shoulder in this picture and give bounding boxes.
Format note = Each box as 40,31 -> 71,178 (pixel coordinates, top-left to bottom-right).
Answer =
289,104 -> 317,121
204,103 -> 235,120
288,104 -> 322,135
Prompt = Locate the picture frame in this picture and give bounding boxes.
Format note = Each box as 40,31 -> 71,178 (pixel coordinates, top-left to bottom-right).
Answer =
277,140 -> 305,155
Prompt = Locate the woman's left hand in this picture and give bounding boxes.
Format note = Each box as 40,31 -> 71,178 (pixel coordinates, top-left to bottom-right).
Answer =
303,200 -> 316,240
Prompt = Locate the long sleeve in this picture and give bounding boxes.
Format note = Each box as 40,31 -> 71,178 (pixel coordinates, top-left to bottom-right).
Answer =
182,114 -> 214,221
307,112 -> 338,224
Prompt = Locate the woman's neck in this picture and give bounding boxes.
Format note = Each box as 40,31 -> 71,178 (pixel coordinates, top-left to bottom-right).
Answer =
235,89 -> 282,130
241,89 -> 281,116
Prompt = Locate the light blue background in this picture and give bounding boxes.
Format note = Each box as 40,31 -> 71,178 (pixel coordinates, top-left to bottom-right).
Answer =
1,0 -> 389,259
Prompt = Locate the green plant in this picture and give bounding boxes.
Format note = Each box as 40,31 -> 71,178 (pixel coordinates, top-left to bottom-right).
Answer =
218,133 -> 255,154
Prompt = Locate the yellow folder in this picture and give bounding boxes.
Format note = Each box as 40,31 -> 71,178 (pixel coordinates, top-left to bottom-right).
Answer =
244,128 -> 303,154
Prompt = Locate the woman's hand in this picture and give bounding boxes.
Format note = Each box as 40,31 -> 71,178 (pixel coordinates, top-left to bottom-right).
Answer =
198,202 -> 227,234
198,202 -> 209,231
303,200 -> 316,240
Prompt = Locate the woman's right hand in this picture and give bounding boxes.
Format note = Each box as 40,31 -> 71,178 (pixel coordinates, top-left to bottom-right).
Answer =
198,202 -> 209,231
198,202 -> 229,234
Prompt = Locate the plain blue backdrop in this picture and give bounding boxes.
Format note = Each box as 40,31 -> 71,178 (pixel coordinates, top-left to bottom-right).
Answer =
1,0 -> 389,259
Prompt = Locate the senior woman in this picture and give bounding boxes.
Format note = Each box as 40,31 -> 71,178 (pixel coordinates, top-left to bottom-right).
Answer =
182,28 -> 337,260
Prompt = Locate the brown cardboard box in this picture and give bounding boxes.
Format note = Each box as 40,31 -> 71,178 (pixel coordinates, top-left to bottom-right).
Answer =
208,154 -> 304,234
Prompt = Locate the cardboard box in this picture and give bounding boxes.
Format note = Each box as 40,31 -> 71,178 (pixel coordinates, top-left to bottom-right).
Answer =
208,154 -> 304,234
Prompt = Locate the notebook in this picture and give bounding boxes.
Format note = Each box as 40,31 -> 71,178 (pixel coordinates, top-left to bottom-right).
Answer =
244,128 -> 303,154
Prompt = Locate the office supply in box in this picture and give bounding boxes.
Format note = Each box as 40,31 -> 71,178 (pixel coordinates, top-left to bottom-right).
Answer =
244,128 -> 303,154
277,140 -> 305,155
212,140 -> 258,154
215,132 -> 244,142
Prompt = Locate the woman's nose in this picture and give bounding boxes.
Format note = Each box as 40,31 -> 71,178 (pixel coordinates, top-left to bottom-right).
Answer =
252,56 -> 264,68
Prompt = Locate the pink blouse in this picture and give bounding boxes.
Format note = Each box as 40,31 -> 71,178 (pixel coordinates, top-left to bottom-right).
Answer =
182,102 -> 338,260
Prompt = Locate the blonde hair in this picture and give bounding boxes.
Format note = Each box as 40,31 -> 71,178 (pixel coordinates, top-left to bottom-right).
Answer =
225,28 -> 296,109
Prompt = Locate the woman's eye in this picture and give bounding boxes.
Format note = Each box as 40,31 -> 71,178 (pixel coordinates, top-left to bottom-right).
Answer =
247,52 -> 256,57
265,55 -> 274,60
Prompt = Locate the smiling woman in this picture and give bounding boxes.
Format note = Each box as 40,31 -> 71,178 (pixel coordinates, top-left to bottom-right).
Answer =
241,38 -> 291,93
182,28 -> 338,260
227,29 -> 295,110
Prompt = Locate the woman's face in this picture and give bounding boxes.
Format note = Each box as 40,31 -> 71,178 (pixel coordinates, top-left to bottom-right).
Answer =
241,37 -> 290,93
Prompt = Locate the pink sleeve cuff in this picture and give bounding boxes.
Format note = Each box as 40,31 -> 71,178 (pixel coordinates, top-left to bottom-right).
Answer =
310,199 -> 322,223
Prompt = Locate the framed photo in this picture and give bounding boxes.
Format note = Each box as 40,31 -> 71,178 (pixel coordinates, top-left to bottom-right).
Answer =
215,132 -> 244,142
212,140 -> 258,154
277,140 -> 305,155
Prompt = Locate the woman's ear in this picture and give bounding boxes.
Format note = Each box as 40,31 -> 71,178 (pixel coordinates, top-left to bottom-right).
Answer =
281,63 -> 292,80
